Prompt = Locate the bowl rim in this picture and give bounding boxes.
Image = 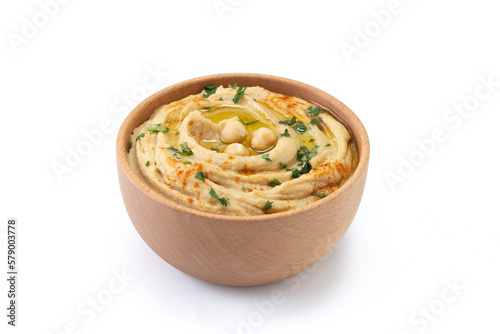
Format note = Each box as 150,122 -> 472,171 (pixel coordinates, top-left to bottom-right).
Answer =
116,72 -> 370,222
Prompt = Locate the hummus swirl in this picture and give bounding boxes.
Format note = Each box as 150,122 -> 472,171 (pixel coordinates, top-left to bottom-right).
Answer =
128,86 -> 355,215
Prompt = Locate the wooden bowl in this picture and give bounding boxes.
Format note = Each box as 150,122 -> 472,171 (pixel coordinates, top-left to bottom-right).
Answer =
116,73 -> 369,286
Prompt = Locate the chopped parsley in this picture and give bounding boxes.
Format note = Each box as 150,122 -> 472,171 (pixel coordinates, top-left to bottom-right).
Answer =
279,116 -> 308,134
233,86 -> 247,104
267,178 -> 281,187
147,123 -> 169,133
291,146 -> 318,178
262,153 -> 272,162
279,116 -> 297,126
297,145 -> 318,162
195,171 -> 205,181
294,122 -> 308,133
280,129 -> 290,137
203,86 -> 217,98
237,116 -> 259,126
167,142 -> 193,156
205,107 -> 212,111
183,161 -> 192,164
291,168 -> 302,179
175,131 -> 180,135
326,143 -> 331,147
246,119 -> 259,125
145,161 -> 150,166
308,139 -> 315,142
209,188 -> 228,207
242,186 -> 248,191
263,200 -> 273,212
136,133 -> 145,141
310,117 -> 322,125
218,96 -> 223,101
307,106 -> 327,117
312,193 -> 328,198
279,162 -> 287,169
229,82 -> 238,89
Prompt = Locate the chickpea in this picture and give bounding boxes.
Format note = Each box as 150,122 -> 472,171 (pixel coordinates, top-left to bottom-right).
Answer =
221,120 -> 247,143
250,127 -> 277,151
224,143 -> 250,156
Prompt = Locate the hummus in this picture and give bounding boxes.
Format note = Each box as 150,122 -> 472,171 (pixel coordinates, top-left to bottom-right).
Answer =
128,85 -> 356,215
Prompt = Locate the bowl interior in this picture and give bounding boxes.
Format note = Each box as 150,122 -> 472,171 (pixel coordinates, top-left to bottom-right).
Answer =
116,73 -> 370,220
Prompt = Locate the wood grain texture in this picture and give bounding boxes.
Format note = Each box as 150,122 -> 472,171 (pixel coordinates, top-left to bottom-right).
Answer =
116,73 -> 370,286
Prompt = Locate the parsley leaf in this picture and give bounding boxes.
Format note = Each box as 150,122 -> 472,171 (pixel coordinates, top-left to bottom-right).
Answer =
310,117 -> 322,125
229,82 -> 238,89
280,129 -> 290,137
183,161 -> 192,164
262,153 -> 272,162
267,178 -> 281,187
218,96 -> 223,101
145,161 -> 150,166
312,193 -> 328,198
203,86 -> 217,98
293,122 -> 308,134
237,116 -> 259,126
299,161 -> 312,175
297,146 -> 309,160
292,146 -> 318,178
279,116 -> 307,134
136,133 -> 145,141
167,142 -> 193,156
307,106 -> 327,116
279,116 -> 308,134
263,200 -> 273,212
308,145 -> 319,160
326,143 -> 331,147
242,186 -> 248,191
182,142 -> 193,155
209,187 -> 228,207
195,171 -> 205,181
233,86 -> 247,104
297,145 -> 318,161
168,147 -> 181,153
218,197 -> 228,207
279,162 -> 287,169
147,123 -> 169,133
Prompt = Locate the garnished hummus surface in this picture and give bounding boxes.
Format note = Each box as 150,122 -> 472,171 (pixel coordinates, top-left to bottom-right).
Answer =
128,85 -> 356,215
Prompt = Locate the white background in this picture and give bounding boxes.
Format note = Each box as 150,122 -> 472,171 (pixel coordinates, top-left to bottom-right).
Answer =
1,0 -> 499,333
